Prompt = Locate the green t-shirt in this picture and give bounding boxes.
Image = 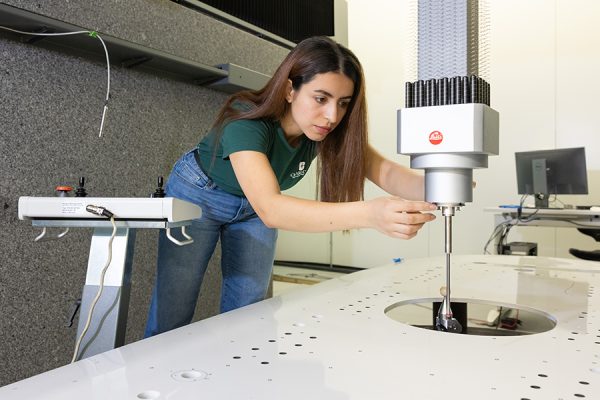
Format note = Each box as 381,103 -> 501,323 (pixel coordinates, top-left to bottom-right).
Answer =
196,118 -> 317,197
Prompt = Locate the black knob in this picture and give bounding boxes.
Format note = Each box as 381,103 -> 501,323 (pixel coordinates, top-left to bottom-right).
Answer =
151,176 -> 166,198
75,177 -> 87,197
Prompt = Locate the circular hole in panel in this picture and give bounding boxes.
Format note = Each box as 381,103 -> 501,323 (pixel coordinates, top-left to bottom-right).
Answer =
171,370 -> 207,382
384,298 -> 556,336
137,391 -> 161,399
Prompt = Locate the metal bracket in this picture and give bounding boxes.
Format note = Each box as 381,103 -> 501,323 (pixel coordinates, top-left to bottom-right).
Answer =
166,225 -> 194,246
33,227 -> 70,242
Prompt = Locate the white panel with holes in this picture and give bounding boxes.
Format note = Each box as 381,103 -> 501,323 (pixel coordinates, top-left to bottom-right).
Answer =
1,255 -> 599,399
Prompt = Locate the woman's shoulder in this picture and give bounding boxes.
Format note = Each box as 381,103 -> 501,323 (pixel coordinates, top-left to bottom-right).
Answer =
231,100 -> 254,112
220,119 -> 278,155
223,118 -> 266,130
223,116 -> 276,134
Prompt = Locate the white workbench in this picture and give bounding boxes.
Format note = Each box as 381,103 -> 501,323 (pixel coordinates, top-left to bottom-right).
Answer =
1,255 -> 599,399
485,206 -> 600,228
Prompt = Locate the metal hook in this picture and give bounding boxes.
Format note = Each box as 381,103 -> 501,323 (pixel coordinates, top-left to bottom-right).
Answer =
34,227 -> 70,242
180,225 -> 192,241
166,226 -> 194,246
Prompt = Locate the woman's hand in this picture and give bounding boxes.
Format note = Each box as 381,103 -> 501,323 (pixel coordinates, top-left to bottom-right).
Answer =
367,197 -> 437,239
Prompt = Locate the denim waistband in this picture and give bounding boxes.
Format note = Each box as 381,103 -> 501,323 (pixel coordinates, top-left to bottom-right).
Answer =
192,148 -> 204,172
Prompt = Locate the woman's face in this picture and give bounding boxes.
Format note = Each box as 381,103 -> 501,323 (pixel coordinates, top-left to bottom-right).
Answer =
281,72 -> 354,143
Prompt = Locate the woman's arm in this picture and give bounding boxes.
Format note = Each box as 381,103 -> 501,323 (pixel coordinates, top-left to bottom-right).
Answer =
229,150 -> 436,239
366,145 -> 425,201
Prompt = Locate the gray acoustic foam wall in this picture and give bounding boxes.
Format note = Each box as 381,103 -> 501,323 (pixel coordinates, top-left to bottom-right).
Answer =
0,0 -> 288,386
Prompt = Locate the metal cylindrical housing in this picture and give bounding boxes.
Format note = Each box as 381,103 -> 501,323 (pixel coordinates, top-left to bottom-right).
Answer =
405,82 -> 414,108
411,153 -> 489,170
416,80 -> 425,107
438,77 -> 447,105
470,75 -> 479,103
424,79 -> 431,106
424,168 -> 473,204
444,214 -> 452,253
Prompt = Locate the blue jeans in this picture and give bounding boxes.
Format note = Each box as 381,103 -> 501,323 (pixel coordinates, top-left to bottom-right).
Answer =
144,149 -> 278,337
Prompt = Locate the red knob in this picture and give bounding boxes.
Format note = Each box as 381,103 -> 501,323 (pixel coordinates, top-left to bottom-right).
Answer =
55,186 -> 73,197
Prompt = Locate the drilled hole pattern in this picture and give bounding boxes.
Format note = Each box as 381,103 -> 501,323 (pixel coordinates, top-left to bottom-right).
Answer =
124,257 -> 600,398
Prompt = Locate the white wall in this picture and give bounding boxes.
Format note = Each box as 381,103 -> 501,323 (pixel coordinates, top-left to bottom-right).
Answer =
276,0 -> 600,267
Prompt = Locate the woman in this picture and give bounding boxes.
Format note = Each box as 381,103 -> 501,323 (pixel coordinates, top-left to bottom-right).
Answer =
145,36 -> 436,337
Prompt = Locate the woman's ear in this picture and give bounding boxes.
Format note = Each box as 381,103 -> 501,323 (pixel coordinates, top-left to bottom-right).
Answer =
286,79 -> 294,103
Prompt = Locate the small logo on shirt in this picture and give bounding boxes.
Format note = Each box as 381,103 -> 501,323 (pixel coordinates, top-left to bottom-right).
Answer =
290,161 -> 307,179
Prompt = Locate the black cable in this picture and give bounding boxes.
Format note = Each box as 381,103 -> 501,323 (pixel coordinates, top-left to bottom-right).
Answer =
484,220 -> 513,254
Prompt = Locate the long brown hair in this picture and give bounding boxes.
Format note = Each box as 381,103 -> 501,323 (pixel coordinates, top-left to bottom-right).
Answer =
211,36 -> 368,203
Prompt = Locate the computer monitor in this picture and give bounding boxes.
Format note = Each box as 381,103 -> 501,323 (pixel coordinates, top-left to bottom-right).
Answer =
515,147 -> 588,208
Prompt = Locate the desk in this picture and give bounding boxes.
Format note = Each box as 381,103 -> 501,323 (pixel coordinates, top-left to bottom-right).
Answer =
18,197 -> 201,359
1,255 -> 599,399
485,207 -> 600,228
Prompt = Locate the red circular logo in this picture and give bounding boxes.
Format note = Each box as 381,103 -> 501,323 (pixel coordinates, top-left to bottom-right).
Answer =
429,131 -> 443,145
